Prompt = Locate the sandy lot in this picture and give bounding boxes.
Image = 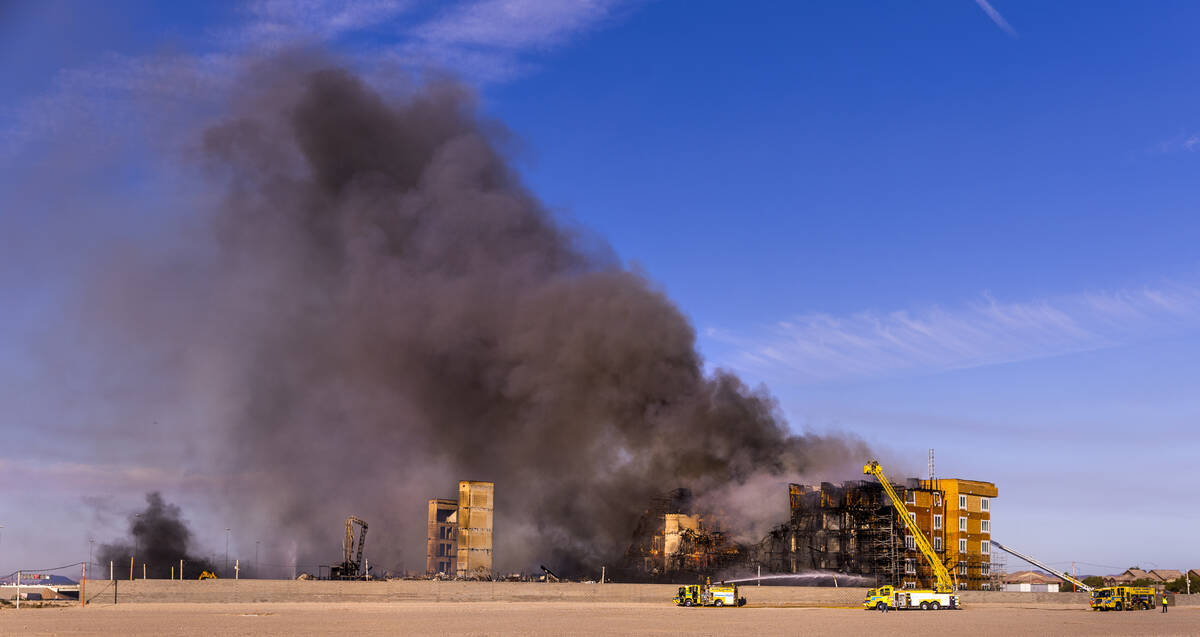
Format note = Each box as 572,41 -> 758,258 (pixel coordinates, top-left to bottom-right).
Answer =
0,601 -> 1194,636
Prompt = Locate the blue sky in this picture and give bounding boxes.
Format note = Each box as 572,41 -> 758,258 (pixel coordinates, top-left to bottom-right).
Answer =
2,1 -> 1199,577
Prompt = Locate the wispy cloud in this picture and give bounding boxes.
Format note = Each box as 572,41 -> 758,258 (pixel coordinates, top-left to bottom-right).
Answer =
231,0 -> 415,48
416,0 -> 621,49
708,283 -> 1200,384
0,0 -> 637,156
1154,132 -> 1200,154
974,0 -> 1018,38
397,0 -> 629,82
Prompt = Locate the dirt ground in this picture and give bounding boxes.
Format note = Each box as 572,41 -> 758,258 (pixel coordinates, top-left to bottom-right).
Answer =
1,601 -> 1195,636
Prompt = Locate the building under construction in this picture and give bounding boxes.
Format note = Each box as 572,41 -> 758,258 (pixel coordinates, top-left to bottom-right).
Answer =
425,480 -> 494,578
624,475 -> 1000,590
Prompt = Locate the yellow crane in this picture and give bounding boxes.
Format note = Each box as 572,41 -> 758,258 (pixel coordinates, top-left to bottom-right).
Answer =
861,460 -> 959,610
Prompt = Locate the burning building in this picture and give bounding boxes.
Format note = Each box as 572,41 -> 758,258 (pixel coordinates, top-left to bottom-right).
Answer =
626,474 -> 998,590
622,488 -> 741,580
426,481 -> 494,578
758,476 -> 999,589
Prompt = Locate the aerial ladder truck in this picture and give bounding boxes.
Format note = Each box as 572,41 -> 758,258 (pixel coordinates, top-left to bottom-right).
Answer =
990,540 -> 1092,592
862,460 -> 960,610
990,541 -> 1154,611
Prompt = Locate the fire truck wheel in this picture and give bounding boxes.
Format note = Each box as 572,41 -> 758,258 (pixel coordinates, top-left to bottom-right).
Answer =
919,601 -> 929,610
684,600 -> 694,607
930,601 -> 941,610
715,599 -> 724,607
1114,602 -> 1123,611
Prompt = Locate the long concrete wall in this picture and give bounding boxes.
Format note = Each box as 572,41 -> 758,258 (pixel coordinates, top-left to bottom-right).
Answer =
69,579 -> 1199,606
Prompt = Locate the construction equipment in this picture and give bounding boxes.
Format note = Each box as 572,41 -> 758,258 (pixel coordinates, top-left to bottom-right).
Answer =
539,565 -> 561,582
861,460 -> 959,611
198,571 -> 218,580
330,516 -> 369,580
991,540 -> 1092,592
1090,586 -> 1157,611
673,579 -> 746,607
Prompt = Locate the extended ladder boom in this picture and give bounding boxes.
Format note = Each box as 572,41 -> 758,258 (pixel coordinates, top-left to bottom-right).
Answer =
864,460 -> 955,593
991,540 -> 1092,592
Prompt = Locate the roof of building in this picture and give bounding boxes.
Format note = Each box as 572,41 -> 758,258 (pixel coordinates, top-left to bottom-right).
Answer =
1002,570 -> 1060,585
1149,569 -> 1183,582
950,479 -> 999,497
1112,568 -> 1150,581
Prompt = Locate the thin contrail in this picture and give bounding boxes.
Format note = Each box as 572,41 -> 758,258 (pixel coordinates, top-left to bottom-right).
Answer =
974,0 -> 1018,37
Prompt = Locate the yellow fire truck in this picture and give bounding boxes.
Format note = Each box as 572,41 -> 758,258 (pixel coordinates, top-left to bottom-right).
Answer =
861,461 -> 960,611
1090,586 -> 1156,611
673,582 -> 746,607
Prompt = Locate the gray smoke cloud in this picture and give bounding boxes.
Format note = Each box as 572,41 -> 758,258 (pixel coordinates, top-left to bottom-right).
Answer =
97,492 -> 216,579
81,57 -> 868,577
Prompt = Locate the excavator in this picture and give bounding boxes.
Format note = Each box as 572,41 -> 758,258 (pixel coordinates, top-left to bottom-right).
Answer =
861,460 -> 960,611
330,516 -> 369,580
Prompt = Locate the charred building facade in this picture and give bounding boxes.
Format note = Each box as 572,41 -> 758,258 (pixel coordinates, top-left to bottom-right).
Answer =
758,477 -> 999,589
622,489 -> 741,579
755,481 -> 903,582
425,481 -> 494,578
426,498 -> 458,576
625,476 -> 999,590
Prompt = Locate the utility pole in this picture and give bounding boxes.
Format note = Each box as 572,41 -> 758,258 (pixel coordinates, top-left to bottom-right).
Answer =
255,541 -> 260,580
133,513 -> 142,579
225,528 -> 231,577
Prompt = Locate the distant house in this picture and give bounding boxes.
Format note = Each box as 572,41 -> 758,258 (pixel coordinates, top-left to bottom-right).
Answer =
1002,570 -> 1060,593
1148,569 -> 1183,583
1105,568 -> 1150,585
1189,569 -> 1200,580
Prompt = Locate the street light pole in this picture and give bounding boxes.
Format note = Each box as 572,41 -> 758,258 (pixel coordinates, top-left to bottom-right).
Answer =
225,528 -> 231,577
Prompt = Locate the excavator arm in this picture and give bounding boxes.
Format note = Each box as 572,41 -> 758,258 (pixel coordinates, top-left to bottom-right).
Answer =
342,516 -> 369,577
864,460 -> 955,593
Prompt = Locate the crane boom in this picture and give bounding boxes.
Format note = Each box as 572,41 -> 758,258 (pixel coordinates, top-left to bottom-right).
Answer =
864,460 -> 955,593
990,540 -> 1092,592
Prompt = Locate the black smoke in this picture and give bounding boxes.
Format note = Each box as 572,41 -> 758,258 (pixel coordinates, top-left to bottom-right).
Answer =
86,58 -> 868,577
98,492 -> 216,579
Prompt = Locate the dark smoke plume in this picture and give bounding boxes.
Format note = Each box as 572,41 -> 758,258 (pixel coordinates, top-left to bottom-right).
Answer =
98,492 -> 215,579
90,58 -> 868,576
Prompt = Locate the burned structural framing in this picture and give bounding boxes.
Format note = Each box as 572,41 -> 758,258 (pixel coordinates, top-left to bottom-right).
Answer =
755,481 -> 903,584
623,476 -> 1000,590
